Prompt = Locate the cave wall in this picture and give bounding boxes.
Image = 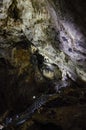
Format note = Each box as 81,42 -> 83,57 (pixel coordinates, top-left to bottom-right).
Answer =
0,0 -> 86,118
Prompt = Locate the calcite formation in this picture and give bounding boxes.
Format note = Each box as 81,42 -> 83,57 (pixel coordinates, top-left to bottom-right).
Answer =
0,0 -> 86,83
0,0 -> 86,129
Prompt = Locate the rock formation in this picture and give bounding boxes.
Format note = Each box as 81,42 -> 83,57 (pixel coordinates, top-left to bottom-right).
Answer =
0,0 -> 86,130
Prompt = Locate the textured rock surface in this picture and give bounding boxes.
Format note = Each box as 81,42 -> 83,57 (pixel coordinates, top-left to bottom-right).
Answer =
0,0 -> 86,83
0,0 -> 86,130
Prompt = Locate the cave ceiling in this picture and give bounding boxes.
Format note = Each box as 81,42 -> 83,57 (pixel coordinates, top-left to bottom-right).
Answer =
0,0 -> 86,129
0,0 -> 86,84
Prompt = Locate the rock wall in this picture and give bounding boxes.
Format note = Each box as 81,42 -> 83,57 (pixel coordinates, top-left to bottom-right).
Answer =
0,0 -> 86,128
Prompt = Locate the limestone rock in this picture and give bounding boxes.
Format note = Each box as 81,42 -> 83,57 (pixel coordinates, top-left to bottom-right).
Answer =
0,0 -> 86,130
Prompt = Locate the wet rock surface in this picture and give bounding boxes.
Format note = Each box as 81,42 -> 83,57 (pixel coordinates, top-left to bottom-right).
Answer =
0,0 -> 86,130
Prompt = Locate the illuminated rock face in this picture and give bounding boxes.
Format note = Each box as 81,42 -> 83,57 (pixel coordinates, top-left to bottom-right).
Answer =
47,0 -> 86,82
0,0 -> 86,112
0,0 -> 86,130
0,0 -> 86,84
